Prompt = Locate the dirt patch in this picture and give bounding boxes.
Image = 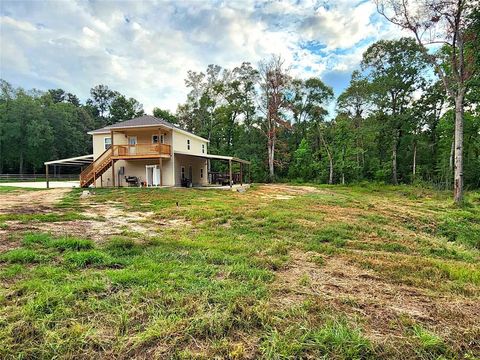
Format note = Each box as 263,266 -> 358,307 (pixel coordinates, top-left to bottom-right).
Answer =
273,250 -> 480,342
252,184 -> 327,200
0,189 -> 192,245
0,188 -> 70,214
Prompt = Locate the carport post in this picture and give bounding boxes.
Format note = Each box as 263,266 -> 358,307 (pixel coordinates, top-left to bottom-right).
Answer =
45,164 -> 49,189
229,159 -> 232,188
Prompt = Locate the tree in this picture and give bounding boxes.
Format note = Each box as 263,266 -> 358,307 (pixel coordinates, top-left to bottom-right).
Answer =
258,55 -> 292,181
109,95 -> 144,123
288,139 -> 317,181
337,71 -> 372,175
153,107 -> 178,124
375,0 -> 479,203
361,37 -> 427,184
86,85 -> 118,126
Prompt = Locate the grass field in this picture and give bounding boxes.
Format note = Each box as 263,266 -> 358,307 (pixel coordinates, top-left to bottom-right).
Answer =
0,184 -> 479,359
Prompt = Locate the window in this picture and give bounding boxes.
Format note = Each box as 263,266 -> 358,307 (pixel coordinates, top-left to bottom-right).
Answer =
200,168 -> 204,178
187,139 -> 191,150
202,144 -> 205,154
152,134 -> 165,144
104,137 -> 112,150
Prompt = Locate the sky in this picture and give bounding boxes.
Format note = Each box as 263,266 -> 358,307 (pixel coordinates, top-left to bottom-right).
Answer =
0,0 -> 407,114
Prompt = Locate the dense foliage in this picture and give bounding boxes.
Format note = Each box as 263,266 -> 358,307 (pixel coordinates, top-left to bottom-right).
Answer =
0,36 -> 478,188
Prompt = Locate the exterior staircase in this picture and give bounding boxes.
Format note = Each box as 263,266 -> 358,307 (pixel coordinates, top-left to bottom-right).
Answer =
80,148 -> 114,188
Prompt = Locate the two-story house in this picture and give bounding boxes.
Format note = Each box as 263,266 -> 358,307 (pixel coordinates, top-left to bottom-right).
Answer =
75,115 -> 250,188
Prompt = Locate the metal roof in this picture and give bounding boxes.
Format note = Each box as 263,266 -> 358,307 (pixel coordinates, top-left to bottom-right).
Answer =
44,154 -> 94,166
174,151 -> 251,164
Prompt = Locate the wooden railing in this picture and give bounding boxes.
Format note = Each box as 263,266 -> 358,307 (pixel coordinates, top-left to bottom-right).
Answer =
79,147 -> 112,187
112,143 -> 171,157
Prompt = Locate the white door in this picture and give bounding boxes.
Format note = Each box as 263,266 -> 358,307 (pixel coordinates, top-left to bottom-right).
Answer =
128,136 -> 137,155
145,165 -> 161,186
153,166 -> 161,186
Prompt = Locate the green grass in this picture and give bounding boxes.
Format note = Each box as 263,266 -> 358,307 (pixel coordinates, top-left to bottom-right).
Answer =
0,184 -> 479,358
0,248 -> 43,263
0,211 -> 88,223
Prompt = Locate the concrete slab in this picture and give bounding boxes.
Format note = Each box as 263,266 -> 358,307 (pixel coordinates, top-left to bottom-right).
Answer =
0,181 -> 79,189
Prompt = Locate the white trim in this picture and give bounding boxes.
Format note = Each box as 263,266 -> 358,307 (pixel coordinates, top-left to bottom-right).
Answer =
104,136 -> 112,150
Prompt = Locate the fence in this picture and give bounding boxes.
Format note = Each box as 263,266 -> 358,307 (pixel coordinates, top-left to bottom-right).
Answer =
0,174 -> 79,182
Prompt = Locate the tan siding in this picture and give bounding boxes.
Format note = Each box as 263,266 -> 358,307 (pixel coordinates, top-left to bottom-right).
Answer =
174,154 -> 208,186
172,130 -> 208,155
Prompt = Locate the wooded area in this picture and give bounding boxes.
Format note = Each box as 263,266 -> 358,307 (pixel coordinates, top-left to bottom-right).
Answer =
0,2 -> 478,198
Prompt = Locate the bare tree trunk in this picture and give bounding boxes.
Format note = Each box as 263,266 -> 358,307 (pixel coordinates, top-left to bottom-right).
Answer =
392,129 -> 399,185
267,137 -> 275,181
454,91 -> 464,204
412,140 -> 417,181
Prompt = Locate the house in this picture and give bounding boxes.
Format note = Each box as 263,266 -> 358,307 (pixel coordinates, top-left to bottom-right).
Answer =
61,115 -> 250,188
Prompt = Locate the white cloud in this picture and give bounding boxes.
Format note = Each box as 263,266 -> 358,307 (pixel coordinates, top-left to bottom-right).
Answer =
0,0 -> 405,113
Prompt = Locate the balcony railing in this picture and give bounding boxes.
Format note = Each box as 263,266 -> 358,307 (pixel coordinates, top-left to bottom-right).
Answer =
112,143 -> 171,158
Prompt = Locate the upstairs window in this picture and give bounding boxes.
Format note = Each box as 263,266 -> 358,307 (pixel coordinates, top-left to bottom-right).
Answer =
153,134 -> 165,144
202,144 -> 205,154
187,139 -> 191,150
104,137 -> 112,150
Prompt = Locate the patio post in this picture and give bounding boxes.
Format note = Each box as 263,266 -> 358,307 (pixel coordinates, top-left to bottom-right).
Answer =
159,157 -> 163,186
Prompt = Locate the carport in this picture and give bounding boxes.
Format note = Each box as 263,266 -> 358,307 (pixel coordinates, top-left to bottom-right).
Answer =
44,154 -> 93,188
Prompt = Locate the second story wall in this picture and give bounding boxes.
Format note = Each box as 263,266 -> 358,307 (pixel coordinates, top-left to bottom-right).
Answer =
172,129 -> 208,155
92,128 -> 173,160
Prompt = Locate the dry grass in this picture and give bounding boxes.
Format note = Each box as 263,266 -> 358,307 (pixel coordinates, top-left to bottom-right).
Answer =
0,183 -> 479,358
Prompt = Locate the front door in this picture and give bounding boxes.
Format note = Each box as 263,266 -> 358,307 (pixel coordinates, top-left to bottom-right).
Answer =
128,136 -> 137,155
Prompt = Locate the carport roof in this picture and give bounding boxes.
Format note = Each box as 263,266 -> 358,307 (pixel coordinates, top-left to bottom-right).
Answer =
44,154 -> 94,167
174,151 -> 250,164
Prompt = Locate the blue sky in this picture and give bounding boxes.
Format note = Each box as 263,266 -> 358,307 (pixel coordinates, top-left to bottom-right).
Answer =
0,0 -> 405,114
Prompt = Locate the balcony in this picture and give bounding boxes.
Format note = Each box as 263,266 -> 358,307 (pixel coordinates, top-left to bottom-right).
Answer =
111,143 -> 171,159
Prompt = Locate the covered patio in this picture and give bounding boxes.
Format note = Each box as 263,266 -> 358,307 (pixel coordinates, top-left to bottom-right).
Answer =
174,151 -> 251,187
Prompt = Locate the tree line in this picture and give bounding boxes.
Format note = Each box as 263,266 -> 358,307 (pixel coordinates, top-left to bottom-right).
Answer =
0,0 -> 478,202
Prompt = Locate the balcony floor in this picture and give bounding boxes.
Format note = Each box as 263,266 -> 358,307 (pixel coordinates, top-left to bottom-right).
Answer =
112,154 -> 171,160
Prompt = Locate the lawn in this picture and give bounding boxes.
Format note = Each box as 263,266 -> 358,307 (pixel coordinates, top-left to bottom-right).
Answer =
0,184 -> 479,359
